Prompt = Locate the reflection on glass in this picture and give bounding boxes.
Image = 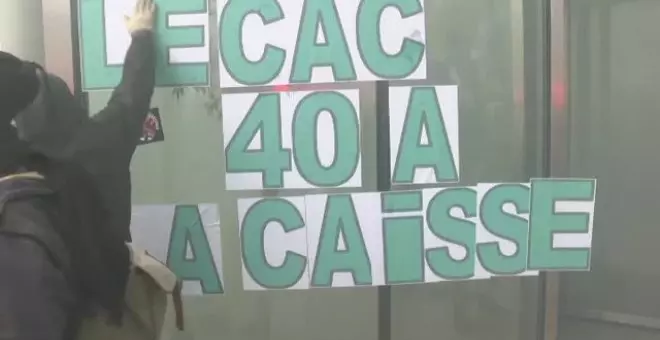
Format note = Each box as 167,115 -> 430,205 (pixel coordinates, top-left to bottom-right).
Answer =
560,0 -> 660,339
391,1 -> 536,340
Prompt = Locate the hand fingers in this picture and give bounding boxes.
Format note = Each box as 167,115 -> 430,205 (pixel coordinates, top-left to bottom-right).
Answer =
133,0 -> 142,14
142,0 -> 154,13
135,0 -> 147,14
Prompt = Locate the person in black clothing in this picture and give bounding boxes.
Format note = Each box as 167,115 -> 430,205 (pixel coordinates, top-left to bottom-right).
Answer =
14,0 -> 156,243
0,0 -> 156,338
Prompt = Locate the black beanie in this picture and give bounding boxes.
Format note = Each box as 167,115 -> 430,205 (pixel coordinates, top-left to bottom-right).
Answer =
0,51 -> 39,128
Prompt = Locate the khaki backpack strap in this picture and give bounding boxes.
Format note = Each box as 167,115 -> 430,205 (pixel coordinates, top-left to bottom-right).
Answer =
173,280 -> 184,331
128,245 -> 185,332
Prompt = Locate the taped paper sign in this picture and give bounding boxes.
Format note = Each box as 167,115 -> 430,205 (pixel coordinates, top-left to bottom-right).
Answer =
389,85 -> 460,185
79,0 -> 426,90
217,0 -> 427,87
238,178 -> 597,290
222,85 -> 460,189
130,204 -> 224,295
78,0 -> 210,90
222,89 -> 361,190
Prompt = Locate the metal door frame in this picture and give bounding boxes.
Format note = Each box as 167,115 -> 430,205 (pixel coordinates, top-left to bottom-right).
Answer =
538,0 -> 569,339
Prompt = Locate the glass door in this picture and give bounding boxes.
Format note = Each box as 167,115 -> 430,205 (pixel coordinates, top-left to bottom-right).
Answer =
43,0 -> 553,338
557,0 -> 660,339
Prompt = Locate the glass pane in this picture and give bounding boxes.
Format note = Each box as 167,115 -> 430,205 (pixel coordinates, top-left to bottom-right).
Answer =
390,1 -> 541,340
85,0 -> 543,339
561,1 -> 660,338
88,85 -> 379,340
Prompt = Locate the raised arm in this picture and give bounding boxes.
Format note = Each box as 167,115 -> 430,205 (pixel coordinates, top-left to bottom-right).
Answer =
73,0 -> 156,171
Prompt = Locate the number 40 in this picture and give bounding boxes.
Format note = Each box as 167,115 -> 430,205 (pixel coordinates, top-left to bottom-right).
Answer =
224,91 -> 361,189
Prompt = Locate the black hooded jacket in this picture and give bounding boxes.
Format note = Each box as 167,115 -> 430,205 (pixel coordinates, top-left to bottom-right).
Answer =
16,30 -> 156,243
1,30 -> 156,320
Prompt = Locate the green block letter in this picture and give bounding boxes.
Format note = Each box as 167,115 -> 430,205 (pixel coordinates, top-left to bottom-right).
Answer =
311,195 -> 372,287
79,0 -> 210,89
425,188 -> 477,280
290,0 -> 356,83
382,191 -> 425,284
528,179 -> 596,270
219,0 -> 286,85
393,87 -> 458,184
241,198 -> 307,289
477,184 -> 530,275
293,91 -> 360,187
167,205 -> 223,294
357,0 -> 425,79
225,93 -> 292,188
